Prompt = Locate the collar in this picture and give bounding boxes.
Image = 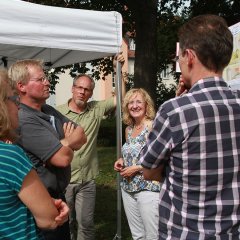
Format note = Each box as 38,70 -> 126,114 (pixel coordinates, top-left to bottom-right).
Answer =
20,103 -> 51,121
63,98 -> 91,115
189,76 -> 228,93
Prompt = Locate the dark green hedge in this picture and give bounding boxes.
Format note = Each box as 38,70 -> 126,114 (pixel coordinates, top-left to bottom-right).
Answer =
97,117 -> 126,147
97,117 -> 117,147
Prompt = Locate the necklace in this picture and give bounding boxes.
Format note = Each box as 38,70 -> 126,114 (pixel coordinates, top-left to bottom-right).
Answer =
134,123 -> 143,130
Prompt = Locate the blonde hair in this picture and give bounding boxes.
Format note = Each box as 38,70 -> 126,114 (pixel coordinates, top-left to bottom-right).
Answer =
0,69 -> 14,140
8,59 -> 44,84
122,88 -> 155,126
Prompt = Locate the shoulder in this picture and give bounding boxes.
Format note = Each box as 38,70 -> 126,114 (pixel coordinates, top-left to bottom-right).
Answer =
88,98 -> 115,111
125,125 -> 132,132
87,100 -> 99,108
144,120 -> 153,131
125,125 -> 132,136
56,102 -> 69,114
0,143 -> 30,165
157,94 -> 192,118
89,97 -> 114,106
18,105 -> 35,120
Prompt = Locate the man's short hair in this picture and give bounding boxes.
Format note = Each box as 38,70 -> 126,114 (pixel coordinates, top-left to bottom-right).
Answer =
73,74 -> 95,90
178,14 -> 233,72
8,59 -> 44,84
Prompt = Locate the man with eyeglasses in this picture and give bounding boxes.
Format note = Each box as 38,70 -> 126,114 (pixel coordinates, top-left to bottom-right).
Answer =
57,54 -> 126,240
140,15 -> 240,239
8,59 -> 87,240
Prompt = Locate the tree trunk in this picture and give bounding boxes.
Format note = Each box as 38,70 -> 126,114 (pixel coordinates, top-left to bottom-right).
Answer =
129,0 -> 158,103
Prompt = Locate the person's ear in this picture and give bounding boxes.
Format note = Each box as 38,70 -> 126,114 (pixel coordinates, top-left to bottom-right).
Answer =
186,49 -> 196,67
17,82 -> 26,93
89,90 -> 93,98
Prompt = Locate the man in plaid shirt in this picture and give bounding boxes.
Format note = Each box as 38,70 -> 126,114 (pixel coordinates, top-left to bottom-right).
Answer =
140,15 -> 240,239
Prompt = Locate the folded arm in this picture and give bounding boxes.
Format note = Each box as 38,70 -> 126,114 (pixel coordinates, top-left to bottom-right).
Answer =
18,169 -> 69,229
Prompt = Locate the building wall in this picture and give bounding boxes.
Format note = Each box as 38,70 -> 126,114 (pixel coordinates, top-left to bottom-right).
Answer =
50,38 -> 175,107
52,40 -> 129,107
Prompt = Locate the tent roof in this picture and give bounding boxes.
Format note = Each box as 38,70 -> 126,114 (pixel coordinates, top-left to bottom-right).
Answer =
0,0 -> 122,68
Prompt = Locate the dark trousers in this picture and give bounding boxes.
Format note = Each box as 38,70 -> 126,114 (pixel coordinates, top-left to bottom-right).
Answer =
42,220 -> 71,240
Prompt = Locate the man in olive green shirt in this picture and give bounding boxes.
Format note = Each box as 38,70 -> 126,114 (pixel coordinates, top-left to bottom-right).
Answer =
57,54 -> 125,240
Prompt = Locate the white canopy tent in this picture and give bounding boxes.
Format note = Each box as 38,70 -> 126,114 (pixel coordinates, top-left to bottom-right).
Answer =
0,0 -> 122,68
1,1 -> 123,239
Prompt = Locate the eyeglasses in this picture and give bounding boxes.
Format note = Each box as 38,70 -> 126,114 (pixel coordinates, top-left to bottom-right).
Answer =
30,75 -> 49,83
73,85 -> 92,94
7,95 -> 20,106
128,100 -> 145,106
174,56 -> 180,62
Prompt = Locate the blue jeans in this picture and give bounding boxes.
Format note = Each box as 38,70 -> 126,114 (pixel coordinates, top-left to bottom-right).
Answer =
65,180 -> 96,240
121,189 -> 159,240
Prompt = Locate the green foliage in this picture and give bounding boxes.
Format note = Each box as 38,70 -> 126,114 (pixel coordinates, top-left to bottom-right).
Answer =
97,117 -> 117,147
127,73 -> 177,109
156,77 -> 177,107
46,66 -> 66,94
23,0 -> 240,105
157,15 -> 186,73
66,58 -> 115,81
189,0 -> 240,26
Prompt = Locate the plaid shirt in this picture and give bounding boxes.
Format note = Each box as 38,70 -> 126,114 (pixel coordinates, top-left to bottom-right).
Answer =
140,77 -> 240,240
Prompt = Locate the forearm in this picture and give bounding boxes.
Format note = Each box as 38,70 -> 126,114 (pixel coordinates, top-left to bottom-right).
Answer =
19,170 -> 59,230
121,72 -> 127,99
142,166 -> 163,182
49,145 -> 73,167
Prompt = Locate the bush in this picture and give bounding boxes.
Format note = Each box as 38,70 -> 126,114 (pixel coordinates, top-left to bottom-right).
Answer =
98,116 -> 127,147
98,117 -> 117,147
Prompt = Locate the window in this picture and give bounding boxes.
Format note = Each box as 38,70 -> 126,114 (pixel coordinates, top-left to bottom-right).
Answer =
161,68 -> 169,79
129,38 -> 135,51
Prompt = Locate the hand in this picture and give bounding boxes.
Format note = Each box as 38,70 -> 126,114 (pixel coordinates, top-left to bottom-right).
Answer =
53,199 -> 69,226
114,158 -> 124,172
120,165 -> 140,178
61,124 -> 87,151
176,75 -> 188,96
113,52 -> 125,69
63,122 -> 75,138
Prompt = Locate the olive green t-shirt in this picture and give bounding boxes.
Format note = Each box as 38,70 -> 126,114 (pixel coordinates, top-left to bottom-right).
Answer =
57,98 -> 115,183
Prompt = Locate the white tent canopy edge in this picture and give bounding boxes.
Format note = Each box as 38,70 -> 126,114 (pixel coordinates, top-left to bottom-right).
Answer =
0,0 -> 122,68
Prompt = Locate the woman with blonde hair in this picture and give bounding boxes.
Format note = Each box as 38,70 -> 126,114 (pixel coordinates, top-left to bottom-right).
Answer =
0,69 -> 68,239
114,88 -> 162,240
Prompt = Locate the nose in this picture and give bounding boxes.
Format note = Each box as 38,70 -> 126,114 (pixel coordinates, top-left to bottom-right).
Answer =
132,102 -> 139,108
44,79 -> 50,86
79,88 -> 85,94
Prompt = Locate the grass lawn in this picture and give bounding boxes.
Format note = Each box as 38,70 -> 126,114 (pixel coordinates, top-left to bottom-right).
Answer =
95,146 -> 132,240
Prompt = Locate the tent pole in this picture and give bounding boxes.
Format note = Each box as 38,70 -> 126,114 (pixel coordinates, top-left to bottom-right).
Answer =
113,61 -> 122,240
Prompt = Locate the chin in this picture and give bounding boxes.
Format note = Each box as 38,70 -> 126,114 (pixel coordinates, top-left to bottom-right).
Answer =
76,100 -> 85,107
